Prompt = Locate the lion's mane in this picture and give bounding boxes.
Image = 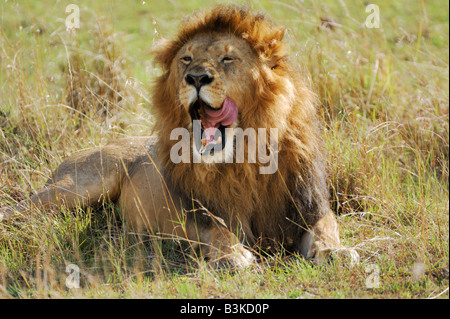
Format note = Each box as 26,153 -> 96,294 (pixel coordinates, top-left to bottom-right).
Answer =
151,5 -> 329,249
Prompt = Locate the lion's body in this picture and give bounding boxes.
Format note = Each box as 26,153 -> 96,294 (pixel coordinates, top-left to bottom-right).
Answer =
0,6 -> 352,267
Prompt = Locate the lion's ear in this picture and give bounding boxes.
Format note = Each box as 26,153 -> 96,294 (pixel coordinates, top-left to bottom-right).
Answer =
151,38 -> 178,71
262,26 -> 288,70
274,26 -> 286,41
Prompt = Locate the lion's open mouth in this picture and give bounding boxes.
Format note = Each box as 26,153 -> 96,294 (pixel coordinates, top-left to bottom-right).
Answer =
189,98 -> 238,154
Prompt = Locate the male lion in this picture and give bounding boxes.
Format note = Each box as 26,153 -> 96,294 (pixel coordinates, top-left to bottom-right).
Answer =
0,6 -> 356,267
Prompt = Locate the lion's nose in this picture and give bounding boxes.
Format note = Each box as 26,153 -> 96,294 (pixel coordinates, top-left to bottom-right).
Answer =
185,73 -> 214,90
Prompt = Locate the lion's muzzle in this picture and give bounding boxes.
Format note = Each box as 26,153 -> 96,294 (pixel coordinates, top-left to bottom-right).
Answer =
185,73 -> 214,92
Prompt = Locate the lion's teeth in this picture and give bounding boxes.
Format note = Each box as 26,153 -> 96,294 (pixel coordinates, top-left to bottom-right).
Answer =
199,137 -> 222,154
199,144 -> 207,154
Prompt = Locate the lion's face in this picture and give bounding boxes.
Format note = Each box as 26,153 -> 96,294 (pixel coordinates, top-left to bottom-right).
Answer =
172,33 -> 258,163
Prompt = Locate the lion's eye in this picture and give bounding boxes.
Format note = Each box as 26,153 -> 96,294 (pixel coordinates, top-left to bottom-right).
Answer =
181,56 -> 192,64
221,56 -> 234,64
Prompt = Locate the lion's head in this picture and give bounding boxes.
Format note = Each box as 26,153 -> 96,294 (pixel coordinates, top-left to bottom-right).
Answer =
152,6 -> 298,162
151,5 -> 327,246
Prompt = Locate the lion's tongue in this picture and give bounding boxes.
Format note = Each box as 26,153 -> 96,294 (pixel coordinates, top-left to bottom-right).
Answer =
202,98 -> 238,143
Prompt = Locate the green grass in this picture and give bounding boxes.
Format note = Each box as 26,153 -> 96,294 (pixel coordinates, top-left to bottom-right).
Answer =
0,0 -> 448,298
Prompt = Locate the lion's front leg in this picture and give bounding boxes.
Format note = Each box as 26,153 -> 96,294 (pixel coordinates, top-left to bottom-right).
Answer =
299,211 -> 340,263
183,208 -> 255,269
118,160 -> 254,270
299,211 -> 359,265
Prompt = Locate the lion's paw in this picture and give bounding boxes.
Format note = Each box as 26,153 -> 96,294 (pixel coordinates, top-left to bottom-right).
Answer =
208,243 -> 255,270
229,243 -> 255,268
331,247 -> 360,267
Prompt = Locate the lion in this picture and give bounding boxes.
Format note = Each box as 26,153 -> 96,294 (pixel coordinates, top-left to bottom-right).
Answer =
0,6 -> 356,268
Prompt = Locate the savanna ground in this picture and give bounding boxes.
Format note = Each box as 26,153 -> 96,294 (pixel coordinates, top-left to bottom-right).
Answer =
0,0 -> 448,299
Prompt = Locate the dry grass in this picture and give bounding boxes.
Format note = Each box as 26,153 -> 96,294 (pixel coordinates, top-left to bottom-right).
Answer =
0,0 -> 448,298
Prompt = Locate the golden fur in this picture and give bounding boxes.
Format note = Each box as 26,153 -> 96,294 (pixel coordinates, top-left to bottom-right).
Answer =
153,6 -> 330,248
0,6 -> 356,267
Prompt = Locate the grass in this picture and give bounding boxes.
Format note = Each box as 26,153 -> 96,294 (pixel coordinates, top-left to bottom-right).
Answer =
0,0 -> 448,298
